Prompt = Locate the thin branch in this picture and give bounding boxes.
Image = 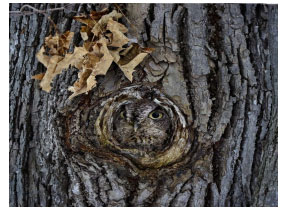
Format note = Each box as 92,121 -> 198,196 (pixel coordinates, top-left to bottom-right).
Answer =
114,4 -> 140,39
9,4 -> 75,16
47,16 -> 59,34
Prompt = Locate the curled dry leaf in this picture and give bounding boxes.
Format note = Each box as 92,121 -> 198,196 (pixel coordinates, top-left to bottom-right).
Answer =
109,47 -> 123,63
68,37 -> 114,99
107,19 -> 128,33
117,44 -> 154,81
34,9 -> 154,99
39,55 -> 63,92
60,47 -> 89,70
73,15 -> 95,26
36,45 -> 88,92
35,31 -> 75,92
86,38 -> 114,89
73,8 -> 109,25
44,31 -> 74,56
89,8 -> 109,20
36,46 -> 50,67
106,19 -> 129,48
31,73 -> 45,80
80,26 -> 90,41
73,9 -> 110,42
91,10 -> 122,36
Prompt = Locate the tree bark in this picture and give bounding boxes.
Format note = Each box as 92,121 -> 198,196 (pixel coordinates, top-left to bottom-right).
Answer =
9,3 -> 278,207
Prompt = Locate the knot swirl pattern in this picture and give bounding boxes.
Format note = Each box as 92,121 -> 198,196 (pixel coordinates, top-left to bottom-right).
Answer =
95,85 -> 190,168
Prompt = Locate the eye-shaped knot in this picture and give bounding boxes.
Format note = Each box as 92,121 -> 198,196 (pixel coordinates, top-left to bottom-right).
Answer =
95,85 -> 190,169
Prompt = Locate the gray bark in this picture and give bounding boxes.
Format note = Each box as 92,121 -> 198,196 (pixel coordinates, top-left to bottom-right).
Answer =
9,3 -> 278,206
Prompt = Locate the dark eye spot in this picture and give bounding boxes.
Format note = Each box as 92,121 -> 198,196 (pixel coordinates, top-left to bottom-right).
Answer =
149,111 -> 163,119
120,111 -> 126,119
152,112 -> 159,118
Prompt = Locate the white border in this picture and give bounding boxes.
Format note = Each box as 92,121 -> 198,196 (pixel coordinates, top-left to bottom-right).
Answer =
3,0 -> 281,210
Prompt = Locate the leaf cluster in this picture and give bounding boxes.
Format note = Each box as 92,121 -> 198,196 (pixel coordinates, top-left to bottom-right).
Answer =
33,8 -> 154,99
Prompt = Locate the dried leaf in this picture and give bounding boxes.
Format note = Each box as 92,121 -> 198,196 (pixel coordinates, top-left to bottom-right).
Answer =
106,19 -> 129,48
80,26 -> 90,41
68,86 -> 88,100
109,47 -> 124,63
84,53 -> 101,70
117,43 -> 141,65
72,8 -> 109,25
73,67 -> 92,91
87,37 -> 113,78
35,32 -> 74,92
44,35 -> 59,55
39,55 -> 63,92
107,19 -> 128,33
36,46 -> 50,67
108,31 -> 129,47
83,41 -> 96,52
56,46 -> 88,71
118,44 -> 154,65
60,31 -> 74,50
118,53 -> 148,81
31,73 -> 45,80
68,38 -> 114,99
74,9 -> 109,42
73,15 -> 96,27
119,44 -> 133,56
140,47 -> 155,54
90,8 -> 109,20
44,31 -> 74,56
91,10 -> 122,36
35,10 -> 154,99
36,47 -> 88,93
116,44 -> 154,81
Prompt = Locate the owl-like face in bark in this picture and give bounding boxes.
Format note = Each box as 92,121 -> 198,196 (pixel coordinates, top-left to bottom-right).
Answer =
113,99 -> 172,152
95,85 -> 190,169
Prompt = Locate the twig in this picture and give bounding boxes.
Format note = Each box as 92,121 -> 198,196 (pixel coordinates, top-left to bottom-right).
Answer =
47,16 -> 59,34
114,4 -> 139,38
9,4 -> 74,16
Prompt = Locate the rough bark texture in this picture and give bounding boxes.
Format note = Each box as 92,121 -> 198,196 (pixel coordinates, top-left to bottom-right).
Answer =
9,3 -> 278,207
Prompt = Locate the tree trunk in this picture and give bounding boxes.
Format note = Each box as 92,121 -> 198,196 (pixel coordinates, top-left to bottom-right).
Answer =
9,3 -> 278,207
